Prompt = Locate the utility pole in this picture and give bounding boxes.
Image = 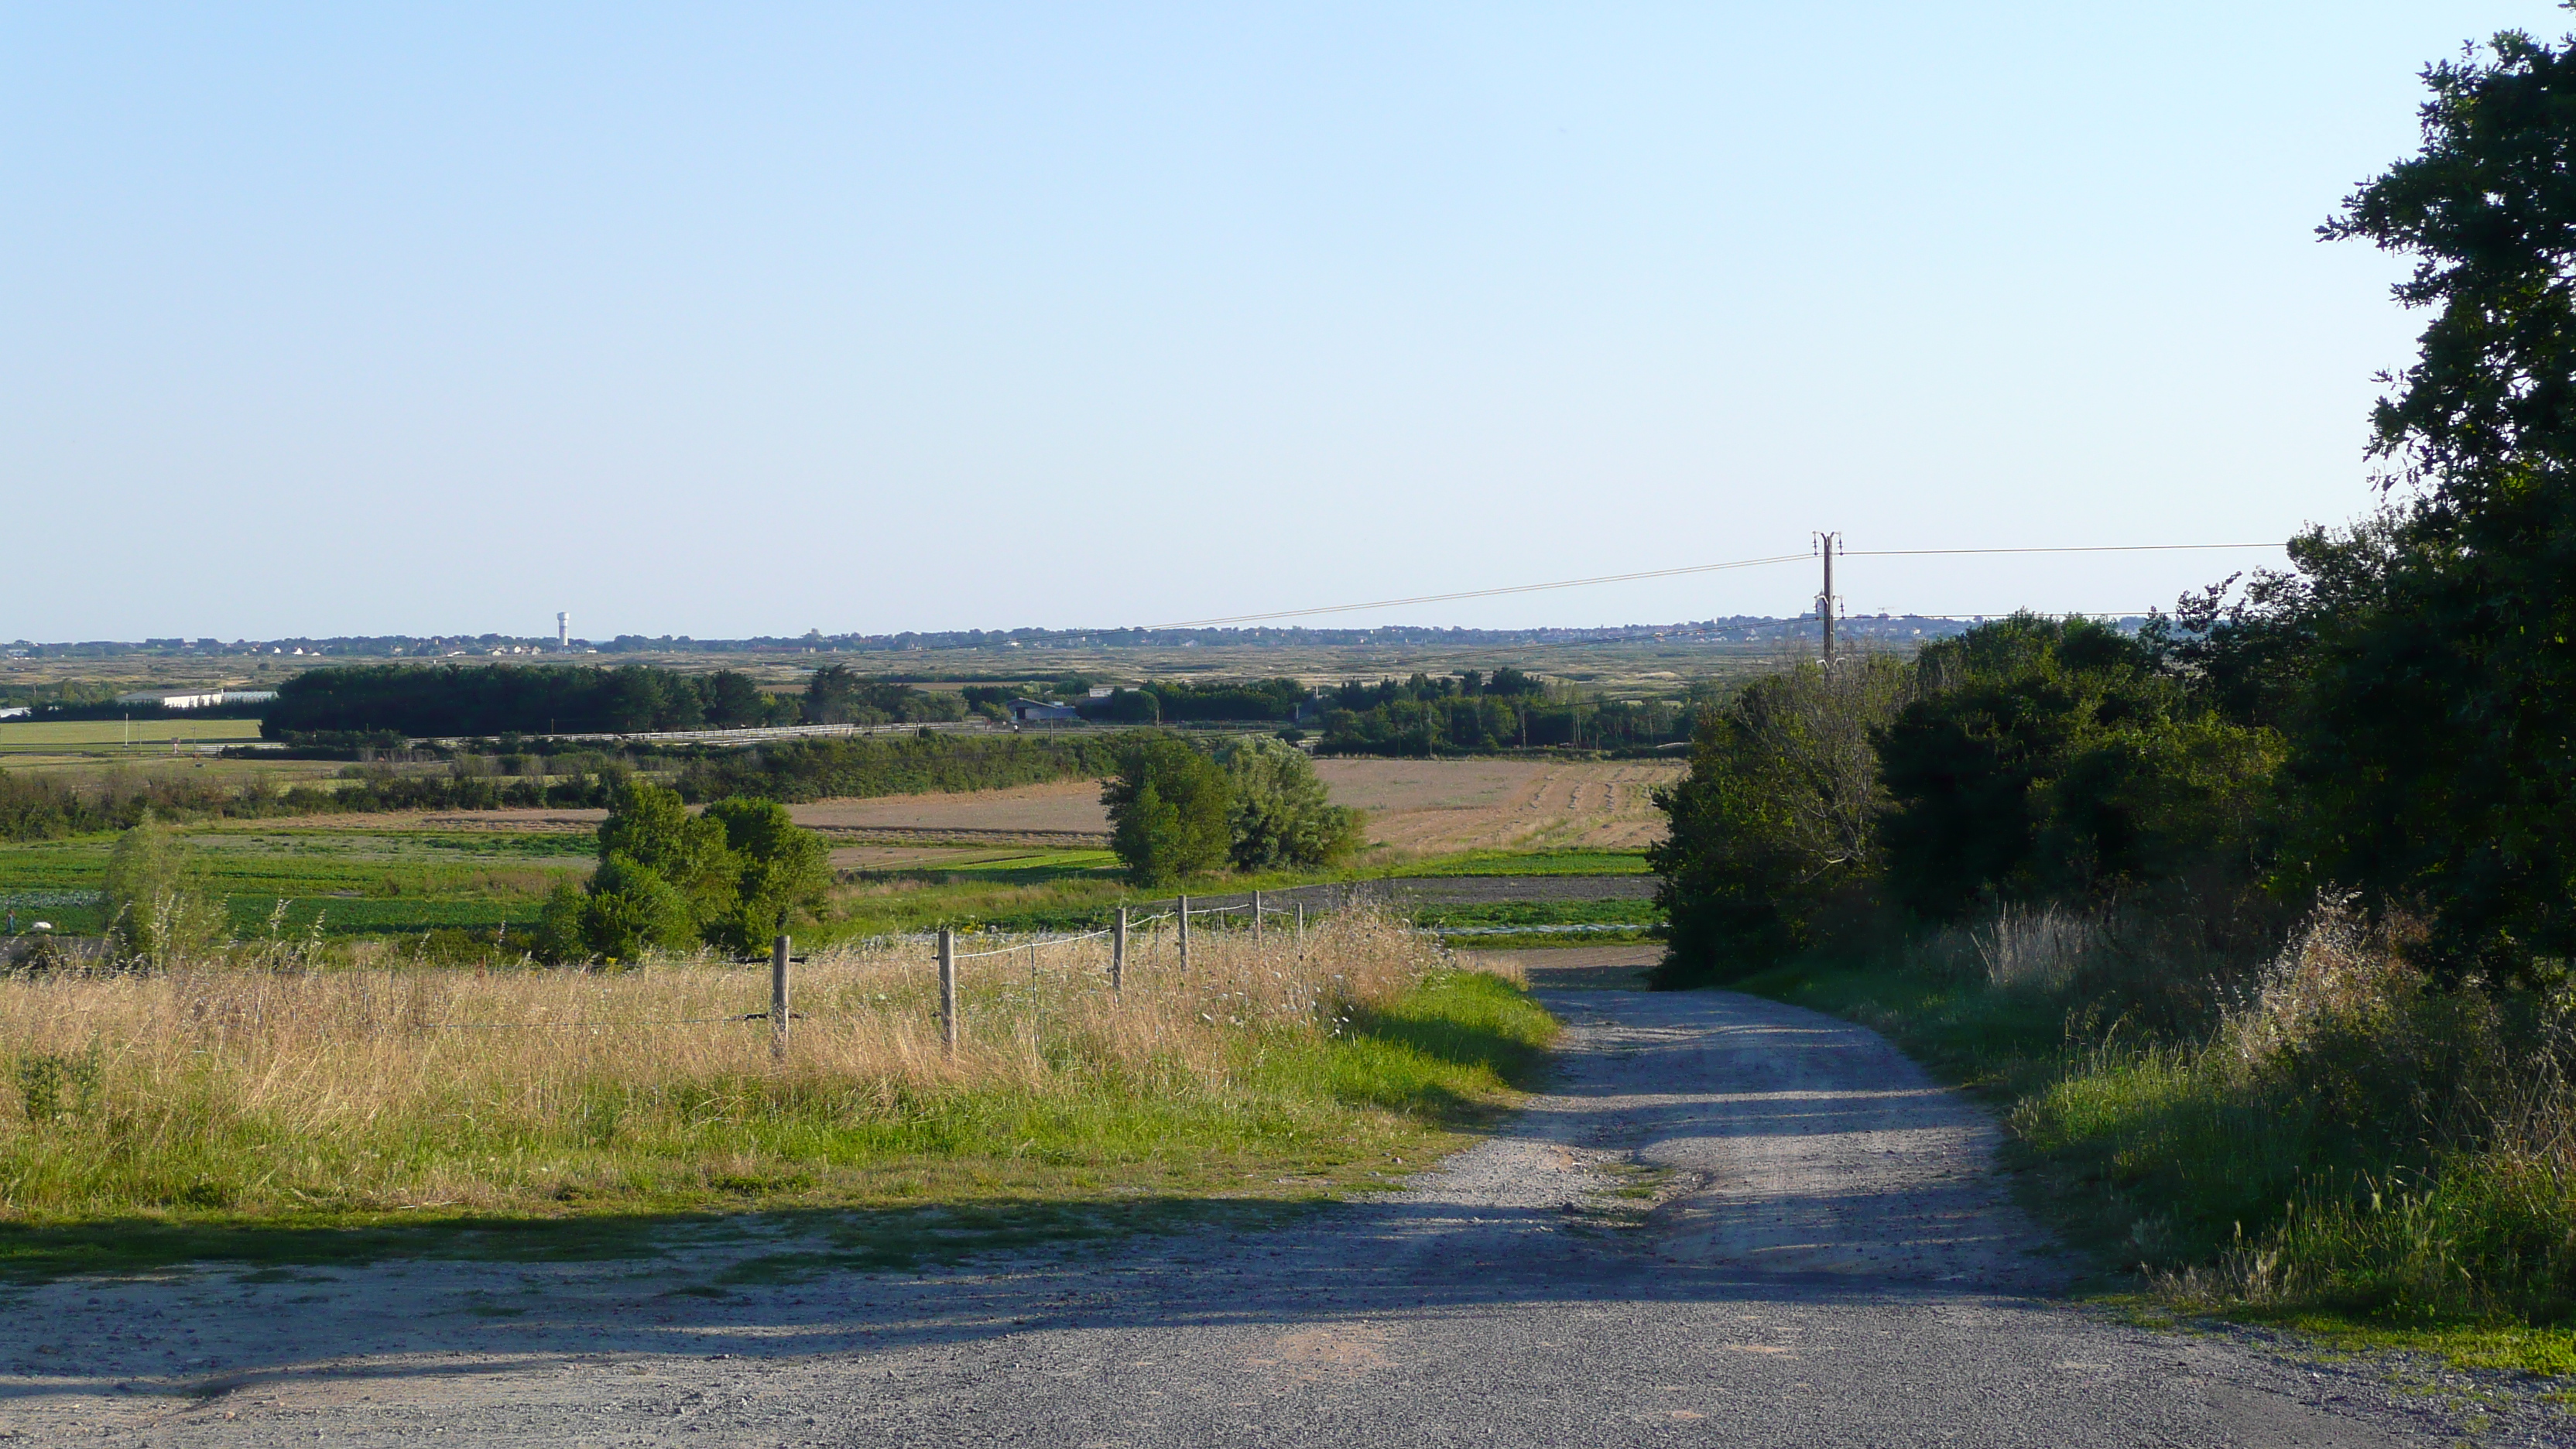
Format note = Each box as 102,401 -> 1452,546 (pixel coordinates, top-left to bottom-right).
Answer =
1815,531 -> 1842,664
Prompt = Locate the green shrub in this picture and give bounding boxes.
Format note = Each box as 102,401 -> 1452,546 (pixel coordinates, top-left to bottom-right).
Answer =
1646,657 -> 1907,986
15,1044 -> 101,1124
1222,737 -> 1363,871
100,817 -> 228,968
538,780 -> 835,963
1102,734 -> 1232,887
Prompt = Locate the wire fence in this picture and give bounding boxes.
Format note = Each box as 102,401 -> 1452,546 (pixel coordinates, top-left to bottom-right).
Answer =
397,888 -> 1363,1041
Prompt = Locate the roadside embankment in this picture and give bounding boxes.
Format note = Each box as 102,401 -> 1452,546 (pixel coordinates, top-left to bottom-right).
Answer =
1735,902 -> 2576,1375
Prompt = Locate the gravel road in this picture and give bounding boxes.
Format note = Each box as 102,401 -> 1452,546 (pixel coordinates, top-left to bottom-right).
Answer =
2,974 -> 2562,1447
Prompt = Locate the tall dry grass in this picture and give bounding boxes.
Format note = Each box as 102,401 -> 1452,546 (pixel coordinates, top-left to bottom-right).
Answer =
2009,896 -> 2576,1323
0,908 -> 1464,1219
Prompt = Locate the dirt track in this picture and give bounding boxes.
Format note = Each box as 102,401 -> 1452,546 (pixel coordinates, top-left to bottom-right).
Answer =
0,965 -> 2553,1445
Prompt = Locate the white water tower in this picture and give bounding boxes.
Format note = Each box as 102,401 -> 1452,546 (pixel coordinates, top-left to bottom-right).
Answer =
557,611 -> 569,649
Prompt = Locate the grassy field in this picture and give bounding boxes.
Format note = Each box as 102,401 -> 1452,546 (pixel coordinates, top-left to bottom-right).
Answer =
0,822 -> 1661,946
1413,896 -> 1661,949
0,913 -> 1555,1276
0,753 -> 1672,949
0,718 -> 265,753
1392,848 -> 1652,877
0,825 -> 591,937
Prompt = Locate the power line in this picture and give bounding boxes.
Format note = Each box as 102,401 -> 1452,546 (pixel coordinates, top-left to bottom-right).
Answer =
1146,540 -> 2285,630
1842,543 -> 2280,557
1148,552 -> 1811,629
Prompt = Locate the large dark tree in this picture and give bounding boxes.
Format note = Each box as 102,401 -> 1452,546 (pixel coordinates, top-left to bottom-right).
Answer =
1878,616 -> 2276,923
2284,27 -> 2576,985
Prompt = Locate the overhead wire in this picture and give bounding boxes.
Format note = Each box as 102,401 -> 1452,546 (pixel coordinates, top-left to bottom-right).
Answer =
1146,541 -> 2287,629
1147,552 -> 1811,629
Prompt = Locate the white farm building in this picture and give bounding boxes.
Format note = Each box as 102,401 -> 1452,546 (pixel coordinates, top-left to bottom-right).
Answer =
111,688 -> 279,711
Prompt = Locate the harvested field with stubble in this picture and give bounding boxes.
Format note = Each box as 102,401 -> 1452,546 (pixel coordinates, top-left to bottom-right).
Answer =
1314,759 -> 1681,853
0,910 -> 1552,1235
771,759 -> 1683,855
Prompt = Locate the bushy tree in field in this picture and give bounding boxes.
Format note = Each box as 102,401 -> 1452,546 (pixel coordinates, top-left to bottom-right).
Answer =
703,796 -> 833,951
1221,737 -> 1363,871
561,853 -> 699,963
1647,656 -> 1910,986
1102,734 -> 1233,887
596,778 -> 738,920
101,814 -> 228,968
539,779 -> 833,963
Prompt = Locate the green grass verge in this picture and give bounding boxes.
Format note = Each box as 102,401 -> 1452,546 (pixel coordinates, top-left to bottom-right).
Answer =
858,848 -> 1127,887
1732,956 -> 2576,1376
1412,899 -> 1660,930
0,970 -> 1557,1279
1389,849 -> 1653,878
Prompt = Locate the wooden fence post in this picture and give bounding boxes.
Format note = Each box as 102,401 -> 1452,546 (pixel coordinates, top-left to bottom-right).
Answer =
1177,894 -> 1190,978
1112,906 -> 1126,995
770,933 -> 791,1060
1252,890 -> 1263,935
938,927 -> 957,1054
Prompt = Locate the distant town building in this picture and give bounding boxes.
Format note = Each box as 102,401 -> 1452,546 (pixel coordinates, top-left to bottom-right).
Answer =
1009,698 -> 1082,724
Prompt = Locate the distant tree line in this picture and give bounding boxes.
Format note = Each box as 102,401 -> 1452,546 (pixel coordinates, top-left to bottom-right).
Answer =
0,733 -> 1139,843
262,663 -> 790,737
671,731 -> 1129,803
1314,670 -> 1694,755
259,662 -> 988,739
800,665 -> 965,725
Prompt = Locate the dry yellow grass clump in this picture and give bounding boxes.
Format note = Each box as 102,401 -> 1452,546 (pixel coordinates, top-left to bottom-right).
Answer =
0,908 -> 1537,1224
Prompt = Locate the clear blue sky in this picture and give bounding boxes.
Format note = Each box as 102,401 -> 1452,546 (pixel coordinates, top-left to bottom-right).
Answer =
3,4 -> 2557,640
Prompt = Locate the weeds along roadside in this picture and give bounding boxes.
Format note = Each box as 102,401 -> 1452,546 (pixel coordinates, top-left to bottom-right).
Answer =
1741,899 -> 2576,1369
0,907 -> 1555,1238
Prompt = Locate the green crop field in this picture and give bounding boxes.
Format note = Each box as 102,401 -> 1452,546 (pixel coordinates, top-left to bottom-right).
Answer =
0,826 -> 593,938
1392,848 -> 1653,877
850,847 -> 1125,886
0,718 -> 265,753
